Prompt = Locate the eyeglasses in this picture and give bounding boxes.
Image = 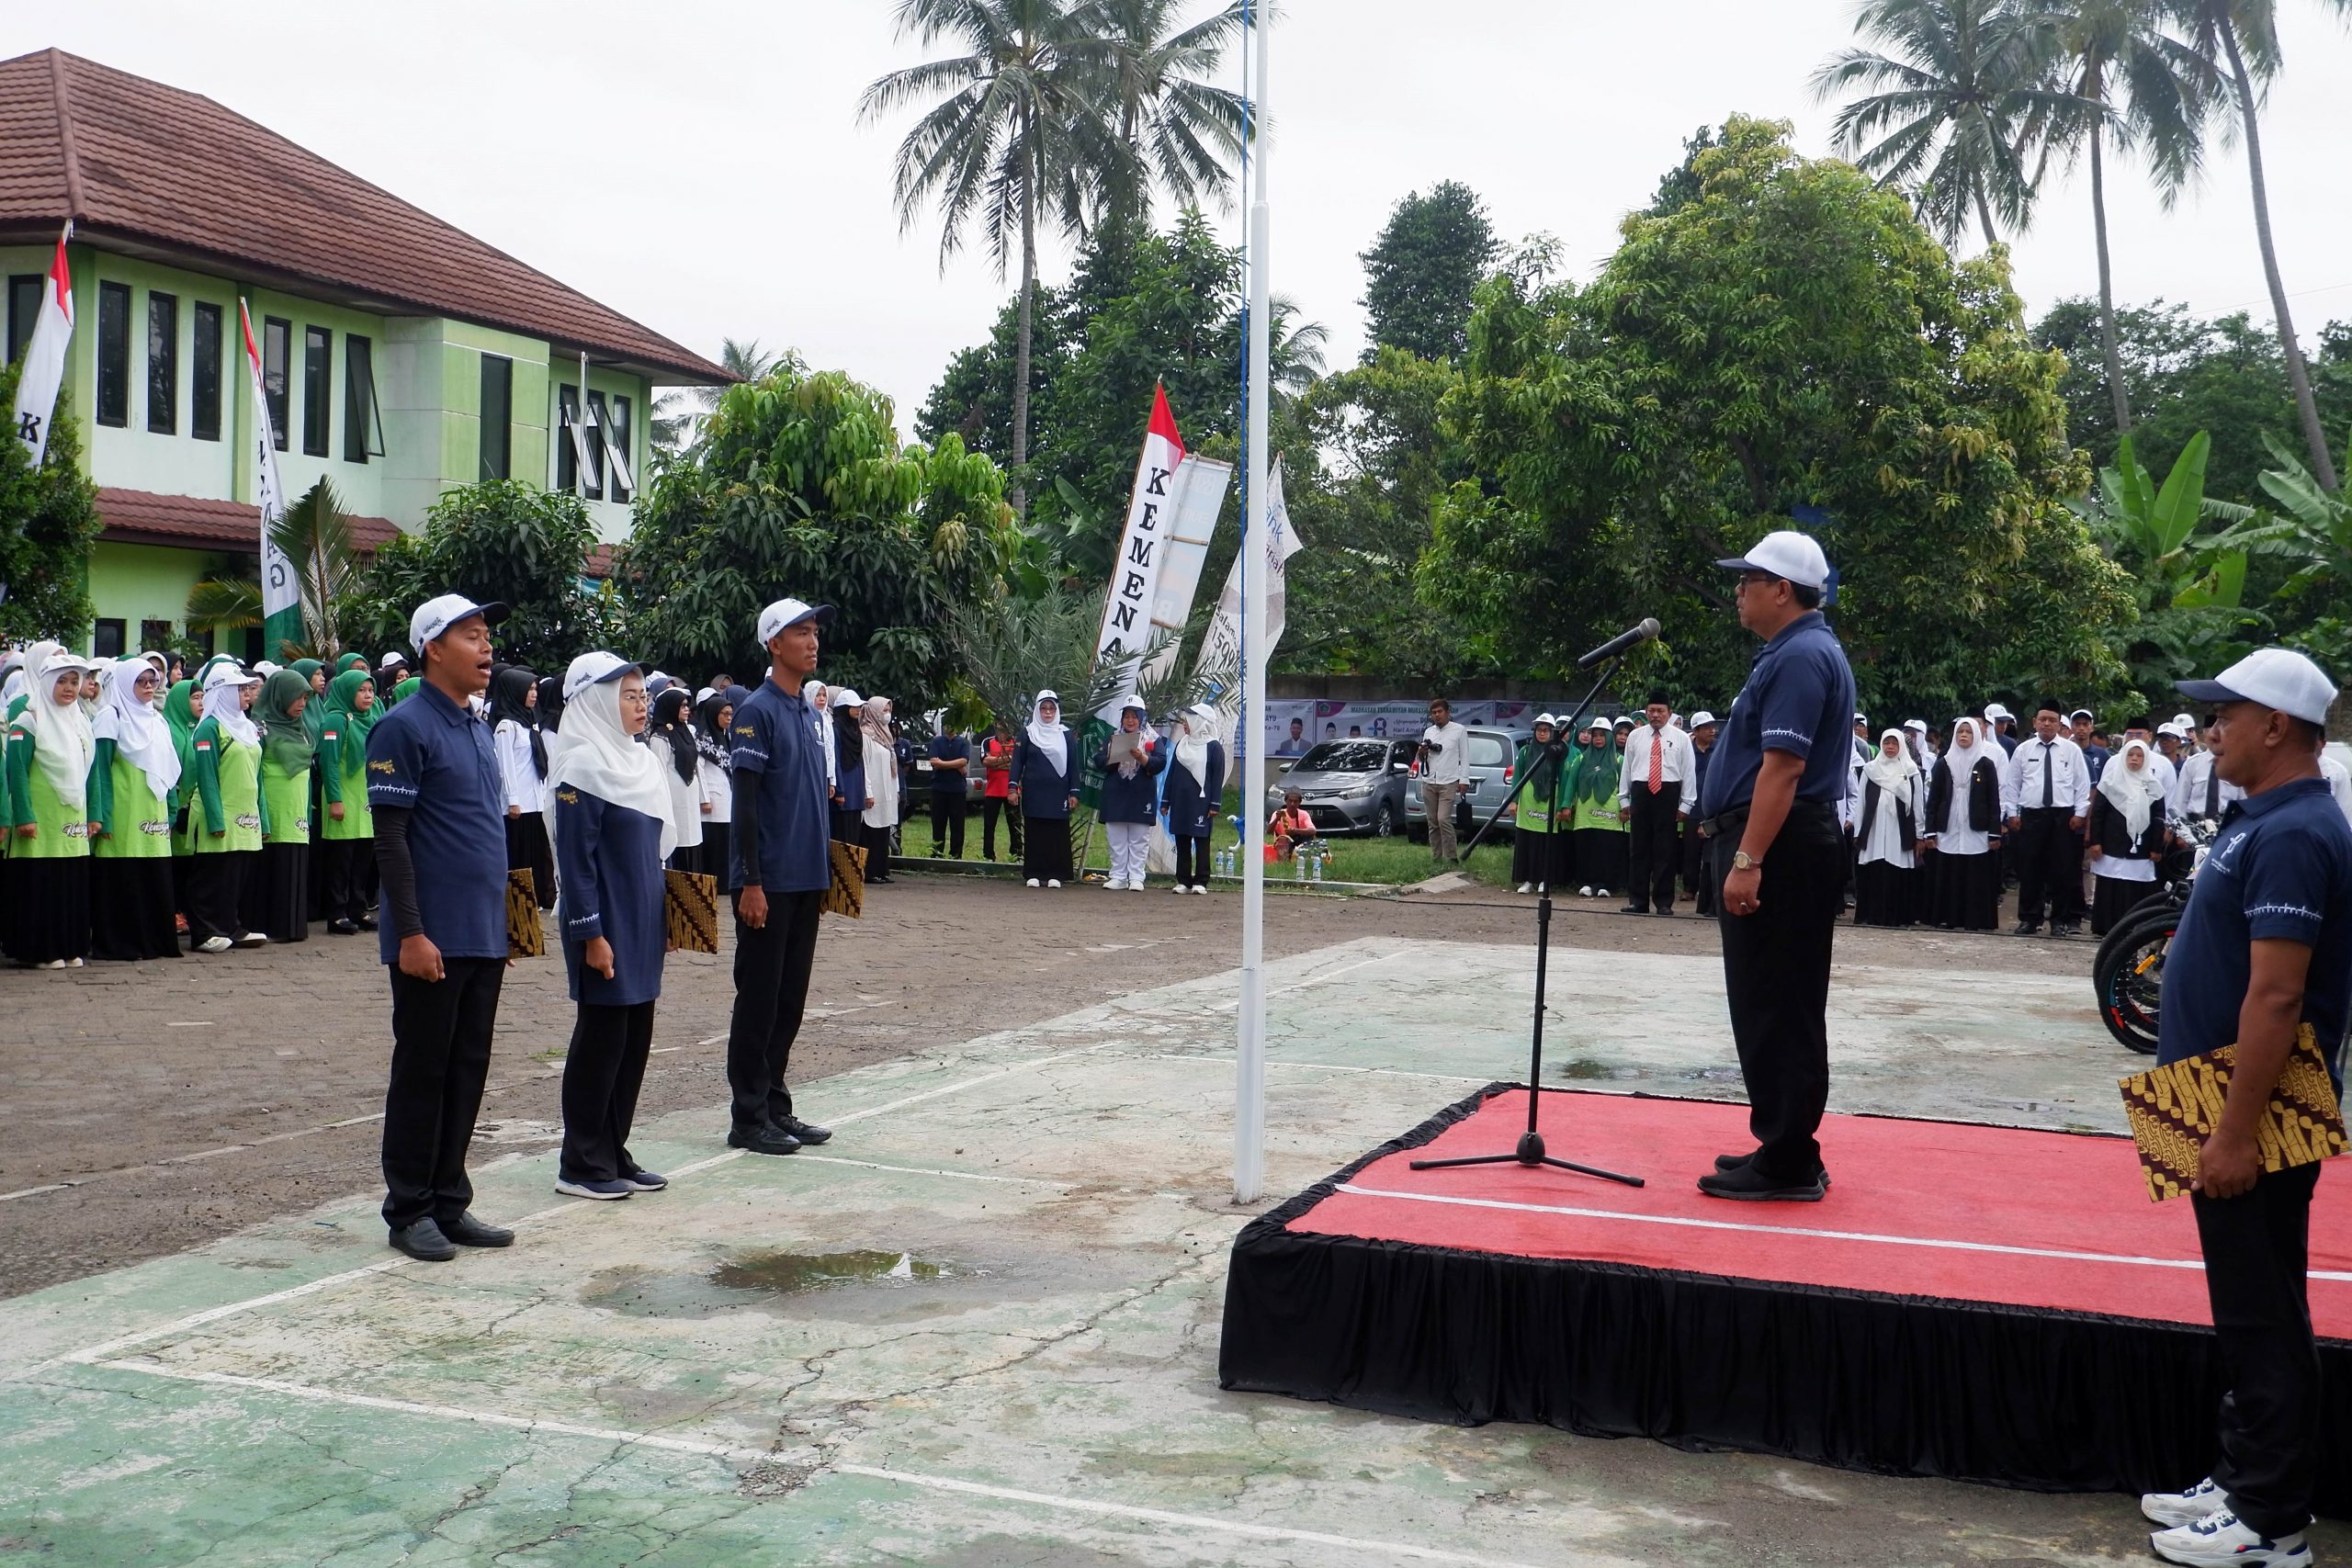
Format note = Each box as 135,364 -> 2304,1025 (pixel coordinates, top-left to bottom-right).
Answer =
617,687 -> 652,706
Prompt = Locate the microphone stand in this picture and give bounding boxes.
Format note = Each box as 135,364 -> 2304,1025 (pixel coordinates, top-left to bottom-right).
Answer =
1410,657 -> 1644,1187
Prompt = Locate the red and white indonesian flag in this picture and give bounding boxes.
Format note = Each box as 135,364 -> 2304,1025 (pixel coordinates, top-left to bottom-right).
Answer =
11,228 -> 74,468
238,300 -> 302,656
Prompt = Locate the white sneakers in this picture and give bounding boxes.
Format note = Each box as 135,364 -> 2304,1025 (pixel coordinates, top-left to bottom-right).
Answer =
1578,885 -> 1595,897
1025,878 -> 1042,888
1046,879 -> 1062,888
1516,883 -> 1533,895
1191,884 -> 1207,895
195,935 -> 233,953
2142,1482 -> 2310,1567
1102,876 -> 1146,892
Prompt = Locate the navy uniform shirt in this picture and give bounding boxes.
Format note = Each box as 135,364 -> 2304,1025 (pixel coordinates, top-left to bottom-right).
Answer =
729,673 -> 831,894
2159,776 -> 2352,1091
1697,611 -> 1860,819
555,788 -> 666,1008
364,680 -> 508,964
928,732 -> 970,794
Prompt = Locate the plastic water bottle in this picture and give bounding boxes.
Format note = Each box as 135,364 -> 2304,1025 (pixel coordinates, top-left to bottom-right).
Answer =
1294,847 -> 1306,882
1311,845 -> 1326,885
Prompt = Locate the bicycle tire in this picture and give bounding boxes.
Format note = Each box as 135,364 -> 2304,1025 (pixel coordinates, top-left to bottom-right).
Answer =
2093,895 -> 2180,981
2094,914 -> 2174,1054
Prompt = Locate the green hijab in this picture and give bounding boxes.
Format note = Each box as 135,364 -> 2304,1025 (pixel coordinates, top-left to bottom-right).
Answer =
1566,731 -> 1619,808
254,668 -> 316,777
289,660 -> 326,744
334,651 -> 368,677
324,668 -> 377,749
392,676 -> 421,705
164,679 -> 200,774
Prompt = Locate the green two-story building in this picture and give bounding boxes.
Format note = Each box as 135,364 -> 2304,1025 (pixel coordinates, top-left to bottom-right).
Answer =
0,48 -> 726,660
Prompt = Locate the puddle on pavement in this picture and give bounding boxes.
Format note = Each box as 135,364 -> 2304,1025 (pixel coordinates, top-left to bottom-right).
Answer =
1555,1059 -> 1641,1081
1679,1066 -> 1744,1082
710,1249 -> 948,1292
581,1250 -> 953,1319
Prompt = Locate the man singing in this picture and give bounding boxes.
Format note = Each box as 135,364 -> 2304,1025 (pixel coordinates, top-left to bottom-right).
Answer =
1692,531 -> 1856,1202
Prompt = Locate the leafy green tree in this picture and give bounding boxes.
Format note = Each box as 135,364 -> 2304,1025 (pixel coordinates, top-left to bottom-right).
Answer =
617,364 -> 1018,708
1358,181 -> 1500,362
0,358 -> 100,646
2212,431 -> 2352,675
1423,117 -> 2134,721
652,338 -> 782,452
1645,126 -> 1724,218
916,290 -> 1070,464
188,477 -> 364,660
2079,431 -> 2263,700
339,480 -> 611,675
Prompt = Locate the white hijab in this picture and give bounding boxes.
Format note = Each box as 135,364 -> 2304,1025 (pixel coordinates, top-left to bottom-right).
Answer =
1026,690 -> 1068,772
1862,728 -> 1917,795
1175,704 -> 1216,790
1110,697 -> 1148,778
23,650 -> 96,815
201,661 -> 261,748
2098,738 -> 2165,845
92,655 -> 179,802
1942,716 -> 1995,788
6,639 -> 59,711
546,665 -> 677,861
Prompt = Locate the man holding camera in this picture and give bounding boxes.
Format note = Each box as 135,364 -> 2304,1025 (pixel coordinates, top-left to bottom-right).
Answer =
1419,698 -> 1469,865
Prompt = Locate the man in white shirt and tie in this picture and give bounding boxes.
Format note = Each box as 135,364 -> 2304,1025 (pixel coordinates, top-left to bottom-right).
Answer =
2004,701 -> 2093,936
1617,689 -> 1695,914
2173,716 -> 2245,827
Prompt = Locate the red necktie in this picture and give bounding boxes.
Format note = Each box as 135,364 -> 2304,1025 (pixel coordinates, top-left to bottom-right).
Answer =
1647,731 -> 1663,795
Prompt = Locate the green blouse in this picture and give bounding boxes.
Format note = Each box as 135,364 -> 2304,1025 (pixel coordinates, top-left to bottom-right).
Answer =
187,717 -> 264,854
315,717 -> 374,840
89,739 -> 175,860
5,723 -> 94,860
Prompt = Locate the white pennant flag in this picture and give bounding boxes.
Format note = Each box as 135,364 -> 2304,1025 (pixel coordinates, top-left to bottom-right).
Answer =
11,226 -> 74,469
238,300 -> 302,656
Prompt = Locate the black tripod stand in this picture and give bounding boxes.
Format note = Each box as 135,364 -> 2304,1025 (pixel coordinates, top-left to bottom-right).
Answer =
1408,662 -> 1644,1187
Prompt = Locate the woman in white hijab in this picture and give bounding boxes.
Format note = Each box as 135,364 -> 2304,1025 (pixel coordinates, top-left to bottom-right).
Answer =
183,662 -> 266,953
1012,690 -> 1077,888
88,656 -> 182,961
546,653 -> 674,1201
1922,716 -> 2005,931
6,650 -> 98,965
1162,704 -> 1225,893
859,696 -> 901,886
1853,728 -> 1922,927
2086,738 -> 2168,935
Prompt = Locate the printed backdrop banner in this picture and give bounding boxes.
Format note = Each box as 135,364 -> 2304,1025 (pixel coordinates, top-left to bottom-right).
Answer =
1265,699 -> 1586,760
1080,384 -> 1188,813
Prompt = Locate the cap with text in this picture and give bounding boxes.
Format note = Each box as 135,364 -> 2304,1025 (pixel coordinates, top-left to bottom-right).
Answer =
2177,648 -> 2338,728
1715,529 -> 1832,593
409,593 -> 509,653
756,599 -> 836,645
562,650 -> 650,703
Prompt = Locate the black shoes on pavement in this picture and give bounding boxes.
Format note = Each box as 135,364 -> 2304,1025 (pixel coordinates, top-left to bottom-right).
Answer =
441,1212 -> 514,1247
729,1123 -> 803,1156
390,1212 -> 516,1260
773,1115 -> 832,1145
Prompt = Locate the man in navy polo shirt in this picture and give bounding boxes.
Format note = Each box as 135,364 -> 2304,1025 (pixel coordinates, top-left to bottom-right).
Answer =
724,598 -> 839,1157
366,593 -> 515,1263
1692,530 -> 1857,1202
2138,649 -> 2351,1568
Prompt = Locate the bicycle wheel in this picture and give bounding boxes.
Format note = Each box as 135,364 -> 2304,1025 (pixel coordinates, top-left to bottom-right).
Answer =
2094,912 -> 2174,1054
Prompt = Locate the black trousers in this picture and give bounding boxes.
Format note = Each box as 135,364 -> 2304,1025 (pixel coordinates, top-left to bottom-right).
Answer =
726,887 -> 823,1132
929,791 -> 966,857
1175,835 -> 1208,886
1624,788 -> 1681,910
1682,818 -> 1715,916
319,838 -> 371,924
981,795 -> 1021,859
560,999 -> 655,1184
2194,1162 -> 2322,1538
183,851 -> 251,942
2013,807 -> 2083,926
381,956 -> 504,1229
1713,800 -> 1843,1182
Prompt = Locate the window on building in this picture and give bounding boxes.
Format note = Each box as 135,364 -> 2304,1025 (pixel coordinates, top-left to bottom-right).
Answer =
93,619 -> 126,660
479,355 -> 514,481
604,393 -> 634,504
191,302 -> 223,442
191,626 -> 214,659
263,317 -> 292,449
555,383 -> 582,495
141,619 -> 173,653
344,333 -> 383,463
146,291 -> 179,434
302,326 -> 332,457
96,282 -> 132,427
6,275 -> 41,364
583,389 -> 609,500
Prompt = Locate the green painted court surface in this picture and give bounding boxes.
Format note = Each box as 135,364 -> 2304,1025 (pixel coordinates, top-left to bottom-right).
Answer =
0,939 -> 2149,1565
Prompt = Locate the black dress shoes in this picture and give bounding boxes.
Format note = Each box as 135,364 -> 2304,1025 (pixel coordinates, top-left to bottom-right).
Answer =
440,1212 -> 514,1247
1697,1163 -> 1826,1201
326,919 -> 359,936
389,1217 -> 457,1261
773,1115 -> 832,1145
1714,1150 -> 1831,1188
728,1123 -> 802,1156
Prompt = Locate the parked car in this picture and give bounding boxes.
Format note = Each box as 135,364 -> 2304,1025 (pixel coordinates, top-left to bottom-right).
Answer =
1263,739 -> 1417,837
1402,726 -> 1533,841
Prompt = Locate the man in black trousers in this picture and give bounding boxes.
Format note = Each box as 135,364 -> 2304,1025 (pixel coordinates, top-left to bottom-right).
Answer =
368,593 -> 515,1261
1690,531 -> 1856,1202
1617,690 -> 1693,915
724,598 -> 839,1157
2004,702 -> 2091,936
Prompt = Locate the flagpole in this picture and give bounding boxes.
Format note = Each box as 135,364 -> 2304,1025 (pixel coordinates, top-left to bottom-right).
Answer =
1235,2 -> 1272,1204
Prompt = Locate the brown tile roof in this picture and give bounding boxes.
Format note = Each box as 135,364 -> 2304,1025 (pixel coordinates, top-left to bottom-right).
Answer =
97,487 -> 401,553
0,50 -> 729,385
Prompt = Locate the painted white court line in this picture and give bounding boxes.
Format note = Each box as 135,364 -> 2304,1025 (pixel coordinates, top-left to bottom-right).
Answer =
821,1043 -> 1120,1129
791,1155 -> 1074,1189
1145,1055 -> 1489,1087
1212,953 -> 1388,1010
1331,1183 -> 2352,1282
77,1359 -> 1544,1568
0,1182 -> 76,1203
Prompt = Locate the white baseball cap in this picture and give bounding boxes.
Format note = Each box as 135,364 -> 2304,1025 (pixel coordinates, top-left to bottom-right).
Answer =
1533,712 -> 1558,727
756,598 -> 836,645
830,687 -> 865,708
409,592 -> 509,653
2156,721 -> 2185,739
561,650 -> 650,702
377,650 -> 409,672
1611,714 -> 1634,728
1854,710 -> 1869,724
1689,710 -> 1717,728
1984,703 -> 2013,721
2178,649 -> 2338,728
2068,707 -> 2094,722
2173,712 -> 2197,731
1904,718 -> 1928,733
1715,529 -> 1831,593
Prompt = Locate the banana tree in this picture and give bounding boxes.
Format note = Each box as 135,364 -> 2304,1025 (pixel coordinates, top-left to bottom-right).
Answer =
2082,430 -> 2262,695
2209,431 -> 2352,678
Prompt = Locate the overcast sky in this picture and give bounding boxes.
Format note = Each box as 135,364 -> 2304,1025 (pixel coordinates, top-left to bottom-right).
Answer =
18,2 -> 2352,430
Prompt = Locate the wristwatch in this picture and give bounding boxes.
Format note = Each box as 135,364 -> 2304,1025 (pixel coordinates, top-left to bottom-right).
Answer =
1732,850 -> 1761,872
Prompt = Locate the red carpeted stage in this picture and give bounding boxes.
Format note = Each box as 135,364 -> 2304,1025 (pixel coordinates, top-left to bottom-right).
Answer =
1218,1086 -> 2352,1510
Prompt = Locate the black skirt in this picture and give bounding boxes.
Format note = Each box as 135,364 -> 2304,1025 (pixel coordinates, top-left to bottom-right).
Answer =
1571,828 -> 1626,894
2091,874 -> 2161,937
1023,816 -> 1075,884
1924,849 -> 2002,930
506,811 -> 555,909
699,820 -> 731,885
5,855 -> 90,963
259,841 -> 311,943
90,856 -> 180,961
1853,858 -> 1917,927
1511,828 -> 1566,888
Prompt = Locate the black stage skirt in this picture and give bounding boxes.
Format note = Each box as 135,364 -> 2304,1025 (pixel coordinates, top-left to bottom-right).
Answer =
1023,817 -> 1075,884
90,857 -> 180,961
2091,874 -> 2162,937
1853,859 -> 1917,927
506,811 -> 556,909
1511,828 -> 1566,888
259,842 -> 311,943
5,855 -> 91,963
1925,849 -> 2001,930
1570,828 -> 1626,894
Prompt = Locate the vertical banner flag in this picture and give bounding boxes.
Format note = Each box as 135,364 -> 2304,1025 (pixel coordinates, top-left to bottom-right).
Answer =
1080,384 -> 1186,806
1138,452 -> 1236,872
12,226 -> 74,468
1197,457 -> 1303,770
238,300 -> 302,660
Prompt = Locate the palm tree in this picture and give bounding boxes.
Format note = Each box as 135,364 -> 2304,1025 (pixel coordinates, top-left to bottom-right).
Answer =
2033,0 -> 2214,434
1076,0 -> 1252,226
651,338 -> 788,452
1811,0 -> 2077,249
185,478 -> 361,660
2165,0 -> 2346,490
862,0 -> 1131,514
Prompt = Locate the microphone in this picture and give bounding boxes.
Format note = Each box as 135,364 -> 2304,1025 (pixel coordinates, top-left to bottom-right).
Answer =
1574,617 -> 1661,671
